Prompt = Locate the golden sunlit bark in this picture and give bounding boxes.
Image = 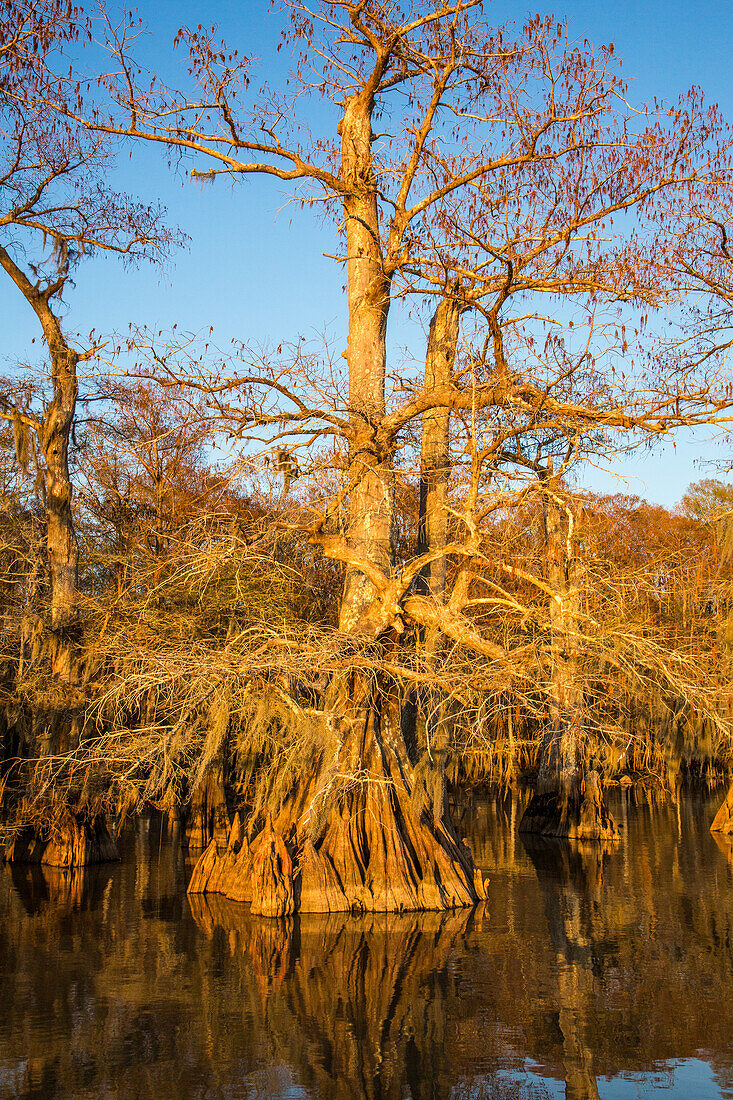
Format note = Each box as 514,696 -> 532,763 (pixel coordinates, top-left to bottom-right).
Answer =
520,471 -> 619,840
711,781 -> 733,834
7,0 -> 733,889
338,89 -> 393,634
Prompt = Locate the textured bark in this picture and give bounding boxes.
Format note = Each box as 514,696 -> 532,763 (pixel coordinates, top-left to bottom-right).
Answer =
416,295 -> 462,605
711,781 -> 733,834
188,91 -> 487,913
43,341 -> 80,675
40,359 -> 79,690
188,690 -> 486,915
188,91 -> 487,915
337,90 -> 394,635
0,246 -> 81,681
0,251 -> 107,862
521,474 -> 618,841
4,811 -> 119,867
406,294 -> 465,807
182,757 -> 230,849
520,771 -> 619,841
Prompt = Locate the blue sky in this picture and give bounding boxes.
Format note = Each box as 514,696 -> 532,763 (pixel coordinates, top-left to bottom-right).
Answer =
3,0 -> 733,504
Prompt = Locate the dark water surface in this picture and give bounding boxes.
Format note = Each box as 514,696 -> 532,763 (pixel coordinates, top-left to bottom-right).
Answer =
1,789 -> 733,1099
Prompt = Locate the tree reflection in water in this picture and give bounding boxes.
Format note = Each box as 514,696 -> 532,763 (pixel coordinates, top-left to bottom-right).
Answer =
520,837 -> 613,1100
9,859 -> 115,917
188,897 -> 487,1100
1,792 -> 733,1099
711,830 -> 733,871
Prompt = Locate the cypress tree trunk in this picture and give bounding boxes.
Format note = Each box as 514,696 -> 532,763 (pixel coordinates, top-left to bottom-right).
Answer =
711,782 -> 733,834
408,294 -> 463,803
188,673 -> 484,914
188,120 -> 484,912
337,89 -> 393,635
183,757 -> 230,850
0,246 -> 118,866
520,471 -> 618,840
416,295 -> 462,607
43,340 -> 80,684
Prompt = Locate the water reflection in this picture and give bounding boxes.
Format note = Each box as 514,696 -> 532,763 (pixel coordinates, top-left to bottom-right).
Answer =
189,896 -> 487,1099
1,793 -> 732,1099
521,837 -> 613,1100
9,859 -> 115,916
712,831 -> 733,871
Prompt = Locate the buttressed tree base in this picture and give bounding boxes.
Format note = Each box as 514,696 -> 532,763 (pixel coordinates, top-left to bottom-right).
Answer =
519,783 -> 620,842
5,812 -> 119,868
711,782 -> 733,835
189,688 -> 486,916
5,0 -> 733,897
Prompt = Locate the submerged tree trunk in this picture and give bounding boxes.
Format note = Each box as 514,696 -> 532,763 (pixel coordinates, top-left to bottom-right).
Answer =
711,781 -> 733,834
4,811 -> 119,867
188,100 -> 484,913
520,473 -> 618,841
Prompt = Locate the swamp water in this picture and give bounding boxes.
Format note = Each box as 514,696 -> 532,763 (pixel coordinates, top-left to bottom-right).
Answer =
1,789 -> 732,1100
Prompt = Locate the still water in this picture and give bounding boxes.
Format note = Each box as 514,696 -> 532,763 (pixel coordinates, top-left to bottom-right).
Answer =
1,789 -> 732,1100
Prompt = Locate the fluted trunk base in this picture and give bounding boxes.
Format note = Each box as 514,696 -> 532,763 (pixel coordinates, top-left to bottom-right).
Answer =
519,774 -> 619,841
188,765 -> 486,916
4,811 -> 120,867
711,782 -> 733,835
